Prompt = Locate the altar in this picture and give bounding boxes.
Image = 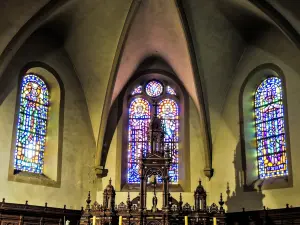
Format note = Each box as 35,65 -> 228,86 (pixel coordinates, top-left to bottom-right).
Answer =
80,104 -> 226,225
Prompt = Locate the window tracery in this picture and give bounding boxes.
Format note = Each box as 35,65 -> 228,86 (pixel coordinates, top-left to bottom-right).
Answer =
166,86 -> 176,95
127,80 -> 179,184
145,80 -> 164,97
131,85 -> 143,95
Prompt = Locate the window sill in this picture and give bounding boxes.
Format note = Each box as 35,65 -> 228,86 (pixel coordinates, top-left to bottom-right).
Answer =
8,170 -> 60,188
121,183 -> 184,192
244,175 -> 292,191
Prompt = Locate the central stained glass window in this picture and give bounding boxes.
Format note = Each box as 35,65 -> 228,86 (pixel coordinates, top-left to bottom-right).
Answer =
127,80 -> 179,183
254,77 -> 288,179
14,74 -> 49,174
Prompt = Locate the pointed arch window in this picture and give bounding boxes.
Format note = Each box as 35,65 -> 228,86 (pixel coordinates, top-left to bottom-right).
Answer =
254,77 -> 288,179
14,74 -> 49,174
127,80 -> 179,184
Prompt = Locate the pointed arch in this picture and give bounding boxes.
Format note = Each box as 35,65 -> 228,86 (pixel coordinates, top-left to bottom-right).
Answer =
94,0 -> 213,181
94,0 -> 142,178
175,0 -> 213,178
118,72 -> 187,191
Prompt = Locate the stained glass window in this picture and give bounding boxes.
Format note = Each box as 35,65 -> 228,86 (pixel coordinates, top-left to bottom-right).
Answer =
254,77 -> 288,179
131,85 -> 142,95
127,98 -> 151,183
127,80 -> 180,184
145,80 -> 163,97
166,86 -> 176,95
14,74 -> 49,174
157,99 -> 179,183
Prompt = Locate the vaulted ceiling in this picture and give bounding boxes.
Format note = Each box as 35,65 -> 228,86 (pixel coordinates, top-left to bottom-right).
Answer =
0,0 -> 48,54
0,0 -> 299,155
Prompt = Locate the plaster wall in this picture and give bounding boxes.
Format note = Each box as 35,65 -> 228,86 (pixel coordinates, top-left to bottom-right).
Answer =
0,31 -> 96,209
210,29 -> 300,211
64,0 -> 133,140
96,98 -> 209,208
183,0 -> 245,141
0,0 -> 48,56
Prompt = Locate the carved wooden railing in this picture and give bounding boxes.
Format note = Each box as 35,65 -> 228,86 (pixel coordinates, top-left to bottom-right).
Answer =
226,205 -> 300,225
3,197 -> 300,225
0,199 -> 82,225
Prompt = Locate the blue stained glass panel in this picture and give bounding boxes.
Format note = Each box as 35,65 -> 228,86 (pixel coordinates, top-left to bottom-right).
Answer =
127,98 -> 151,183
14,74 -> 49,174
254,77 -> 288,179
158,99 -> 179,183
255,101 -> 283,123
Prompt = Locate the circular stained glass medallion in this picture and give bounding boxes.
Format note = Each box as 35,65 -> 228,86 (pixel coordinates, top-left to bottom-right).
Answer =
145,80 -> 163,97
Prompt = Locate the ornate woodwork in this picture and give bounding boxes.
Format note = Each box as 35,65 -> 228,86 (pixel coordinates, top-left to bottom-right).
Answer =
0,199 -> 81,225
80,109 -> 225,225
226,205 -> 300,225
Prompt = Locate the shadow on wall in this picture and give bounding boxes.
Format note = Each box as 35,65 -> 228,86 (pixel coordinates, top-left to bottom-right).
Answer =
225,142 -> 265,212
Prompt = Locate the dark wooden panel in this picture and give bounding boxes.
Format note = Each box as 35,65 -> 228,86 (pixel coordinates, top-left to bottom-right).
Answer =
226,206 -> 300,225
0,200 -> 82,225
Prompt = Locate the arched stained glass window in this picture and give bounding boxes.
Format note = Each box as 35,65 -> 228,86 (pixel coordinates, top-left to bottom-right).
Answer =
14,74 -> 49,174
128,98 -> 151,183
254,77 -> 288,179
127,80 -> 180,184
157,99 -> 179,183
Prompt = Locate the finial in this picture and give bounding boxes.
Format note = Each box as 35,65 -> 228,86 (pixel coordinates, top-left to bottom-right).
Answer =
286,204 -> 289,208
109,178 -> 112,185
242,208 -> 245,212
263,206 -> 266,210
178,193 -> 183,212
64,205 -> 66,210
219,193 -> 224,204
87,191 -> 91,202
219,193 -> 225,213
86,191 -> 91,210
198,179 -> 201,186
25,200 -> 28,205
45,202 -> 48,207
127,192 -> 130,200
226,182 -> 230,197
2,198 -> 5,203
